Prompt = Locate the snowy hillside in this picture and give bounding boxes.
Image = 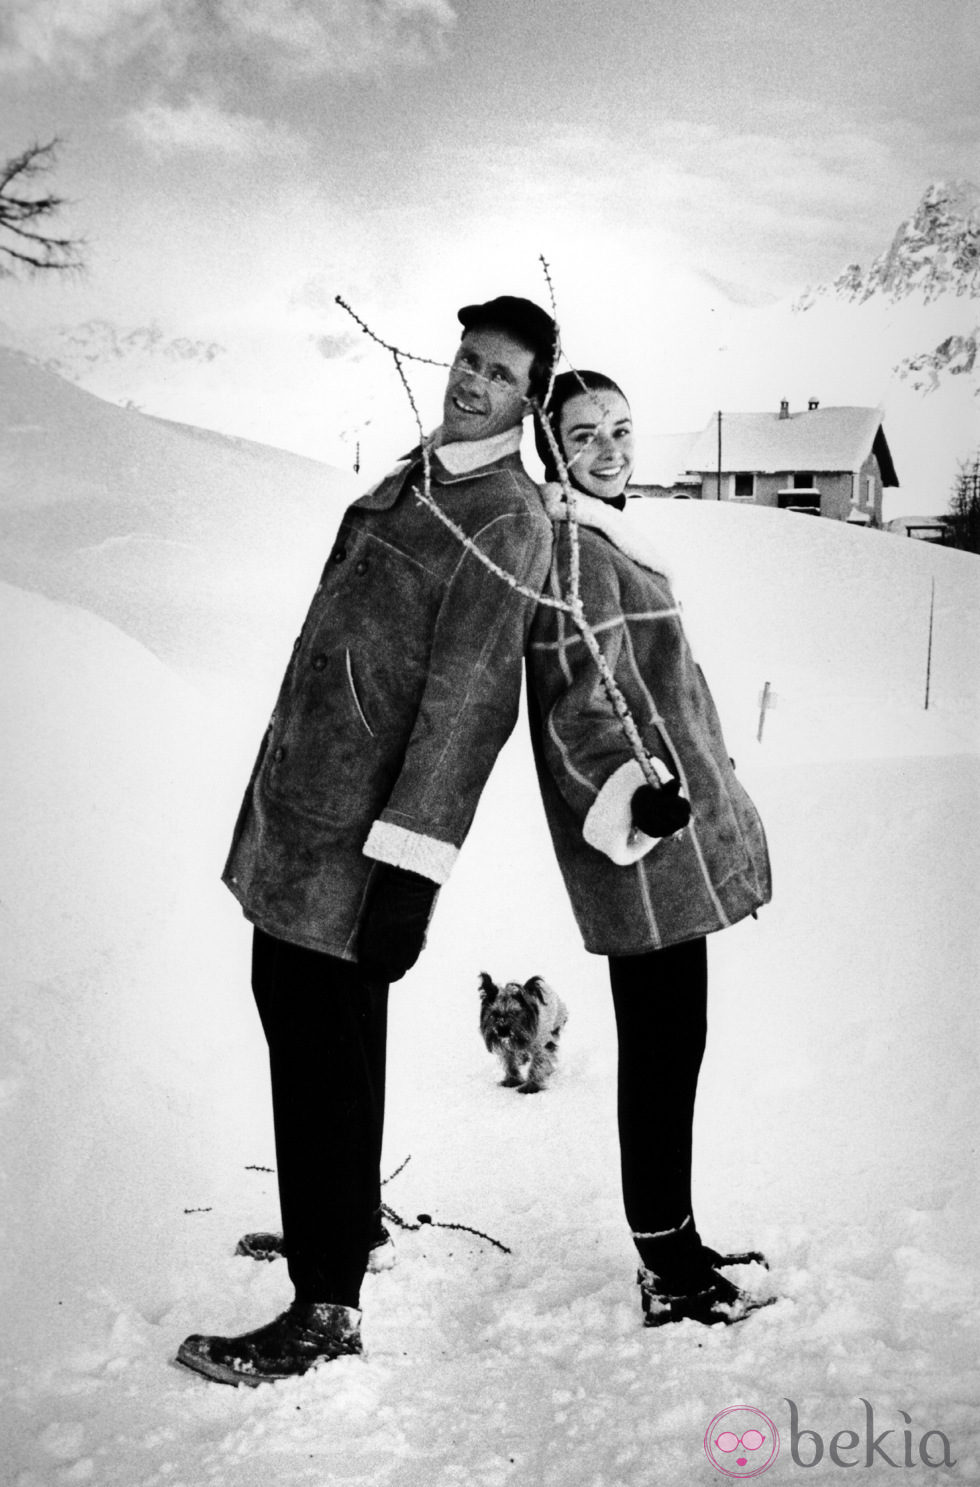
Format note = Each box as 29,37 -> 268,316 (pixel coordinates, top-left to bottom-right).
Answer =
0,306 -> 391,478
0,344 -> 358,682
1,354 -> 979,1485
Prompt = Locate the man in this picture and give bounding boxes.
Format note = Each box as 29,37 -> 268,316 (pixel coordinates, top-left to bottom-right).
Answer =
177,295 -> 556,1386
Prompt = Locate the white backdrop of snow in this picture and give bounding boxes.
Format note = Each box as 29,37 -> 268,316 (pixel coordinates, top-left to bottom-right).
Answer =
1,357 -> 978,1485
4,173 -> 979,522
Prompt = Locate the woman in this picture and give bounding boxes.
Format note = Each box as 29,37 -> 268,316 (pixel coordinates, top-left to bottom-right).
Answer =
528,370 -> 773,1327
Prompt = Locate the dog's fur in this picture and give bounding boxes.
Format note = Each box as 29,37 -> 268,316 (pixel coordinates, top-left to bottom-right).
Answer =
478,972 -> 568,1094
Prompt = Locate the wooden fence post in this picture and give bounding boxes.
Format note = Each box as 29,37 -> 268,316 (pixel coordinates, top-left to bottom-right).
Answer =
924,577 -> 935,711
757,681 -> 772,742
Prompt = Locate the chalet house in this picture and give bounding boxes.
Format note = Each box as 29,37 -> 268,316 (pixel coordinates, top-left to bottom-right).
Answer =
643,401 -> 898,525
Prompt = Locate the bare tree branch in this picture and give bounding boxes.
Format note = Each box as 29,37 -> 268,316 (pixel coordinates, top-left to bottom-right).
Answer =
0,139 -> 86,278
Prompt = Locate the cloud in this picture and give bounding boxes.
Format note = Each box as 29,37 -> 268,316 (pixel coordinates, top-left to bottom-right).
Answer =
0,0 -> 164,73
0,0 -> 456,81
446,109 -> 960,304
217,0 -> 456,74
124,99 -> 306,159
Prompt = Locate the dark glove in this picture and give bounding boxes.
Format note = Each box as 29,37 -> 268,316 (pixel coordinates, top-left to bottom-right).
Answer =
357,863 -> 438,983
631,777 -> 691,839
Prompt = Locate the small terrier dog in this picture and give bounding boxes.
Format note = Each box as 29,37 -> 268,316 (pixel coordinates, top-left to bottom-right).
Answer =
478,972 -> 568,1094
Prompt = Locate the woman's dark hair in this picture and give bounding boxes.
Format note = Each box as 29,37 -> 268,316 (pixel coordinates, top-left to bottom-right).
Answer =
534,369 -> 628,483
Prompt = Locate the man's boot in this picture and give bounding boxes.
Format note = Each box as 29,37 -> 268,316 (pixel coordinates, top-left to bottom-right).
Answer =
177,1300 -> 361,1386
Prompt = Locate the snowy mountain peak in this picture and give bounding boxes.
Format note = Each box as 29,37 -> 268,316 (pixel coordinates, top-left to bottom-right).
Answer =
791,181 -> 980,404
799,179 -> 980,309
0,316 -> 227,415
870,179 -> 980,303
40,316 -> 226,378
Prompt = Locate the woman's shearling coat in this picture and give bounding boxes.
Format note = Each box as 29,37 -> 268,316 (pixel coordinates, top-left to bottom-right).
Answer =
224,438 -> 552,960
527,490 -> 771,956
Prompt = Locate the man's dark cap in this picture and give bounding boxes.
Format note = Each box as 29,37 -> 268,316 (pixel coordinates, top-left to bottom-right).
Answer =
457,295 -> 557,363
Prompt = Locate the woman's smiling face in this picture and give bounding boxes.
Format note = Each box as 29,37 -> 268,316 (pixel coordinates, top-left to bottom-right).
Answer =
558,389 -> 634,501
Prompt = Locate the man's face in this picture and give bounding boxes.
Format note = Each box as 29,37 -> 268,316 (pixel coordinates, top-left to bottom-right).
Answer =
441,327 -> 534,444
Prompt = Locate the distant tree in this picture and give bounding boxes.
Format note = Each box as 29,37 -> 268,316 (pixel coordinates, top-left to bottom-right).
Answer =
0,139 -> 85,278
945,450 -> 980,555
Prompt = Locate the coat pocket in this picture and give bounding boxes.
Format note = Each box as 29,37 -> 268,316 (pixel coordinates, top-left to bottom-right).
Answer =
345,649 -> 376,738
263,645 -> 389,828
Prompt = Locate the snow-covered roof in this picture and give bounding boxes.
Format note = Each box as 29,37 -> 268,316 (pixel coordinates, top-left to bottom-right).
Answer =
631,429 -> 699,487
684,405 -> 899,485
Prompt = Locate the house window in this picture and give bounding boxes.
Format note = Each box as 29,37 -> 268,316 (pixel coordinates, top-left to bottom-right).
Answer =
793,472 -> 815,489
865,475 -> 875,508
732,473 -> 755,502
778,488 -> 820,511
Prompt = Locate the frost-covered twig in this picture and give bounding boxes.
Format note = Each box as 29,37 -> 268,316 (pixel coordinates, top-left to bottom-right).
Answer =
538,253 -> 562,411
412,482 -> 572,611
381,1201 -> 511,1254
527,261 -> 657,780
337,295 -> 438,518
532,395 -> 663,789
381,1153 -> 412,1187
532,391 -> 584,618
335,284 -> 664,790
418,1214 -> 511,1254
335,296 -> 448,368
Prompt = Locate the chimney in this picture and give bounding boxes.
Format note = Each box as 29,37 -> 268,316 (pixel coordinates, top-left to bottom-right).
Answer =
779,399 -> 790,419
808,398 -> 820,411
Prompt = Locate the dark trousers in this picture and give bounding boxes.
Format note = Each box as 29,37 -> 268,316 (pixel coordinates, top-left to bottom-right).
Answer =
608,936 -> 708,1264
251,928 -> 388,1309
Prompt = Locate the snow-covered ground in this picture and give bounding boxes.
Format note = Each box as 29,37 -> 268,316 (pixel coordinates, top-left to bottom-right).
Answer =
1,355 -> 978,1485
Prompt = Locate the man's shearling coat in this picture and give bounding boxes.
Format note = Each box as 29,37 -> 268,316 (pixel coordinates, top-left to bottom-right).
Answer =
527,491 -> 771,955
224,437 -> 552,960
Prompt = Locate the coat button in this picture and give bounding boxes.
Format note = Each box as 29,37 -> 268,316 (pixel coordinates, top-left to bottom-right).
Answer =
311,654 -> 327,671
292,637 -> 301,653
273,746 -> 285,763
355,558 -> 369,575
332,544 -> 347,563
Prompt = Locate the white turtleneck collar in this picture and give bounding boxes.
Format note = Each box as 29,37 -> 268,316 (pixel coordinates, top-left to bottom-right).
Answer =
430,423 -> 523,475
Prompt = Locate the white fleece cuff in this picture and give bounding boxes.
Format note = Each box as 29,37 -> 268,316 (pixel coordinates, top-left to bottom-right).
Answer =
363,819 -> 459,885
582,757 -> 676,866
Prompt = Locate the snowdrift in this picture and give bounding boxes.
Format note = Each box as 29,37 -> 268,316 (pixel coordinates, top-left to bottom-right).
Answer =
0,345 -> 358,679
1,353 -> 978,1485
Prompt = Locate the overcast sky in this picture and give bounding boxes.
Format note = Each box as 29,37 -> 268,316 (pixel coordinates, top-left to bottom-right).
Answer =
1,0 -> 977,460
